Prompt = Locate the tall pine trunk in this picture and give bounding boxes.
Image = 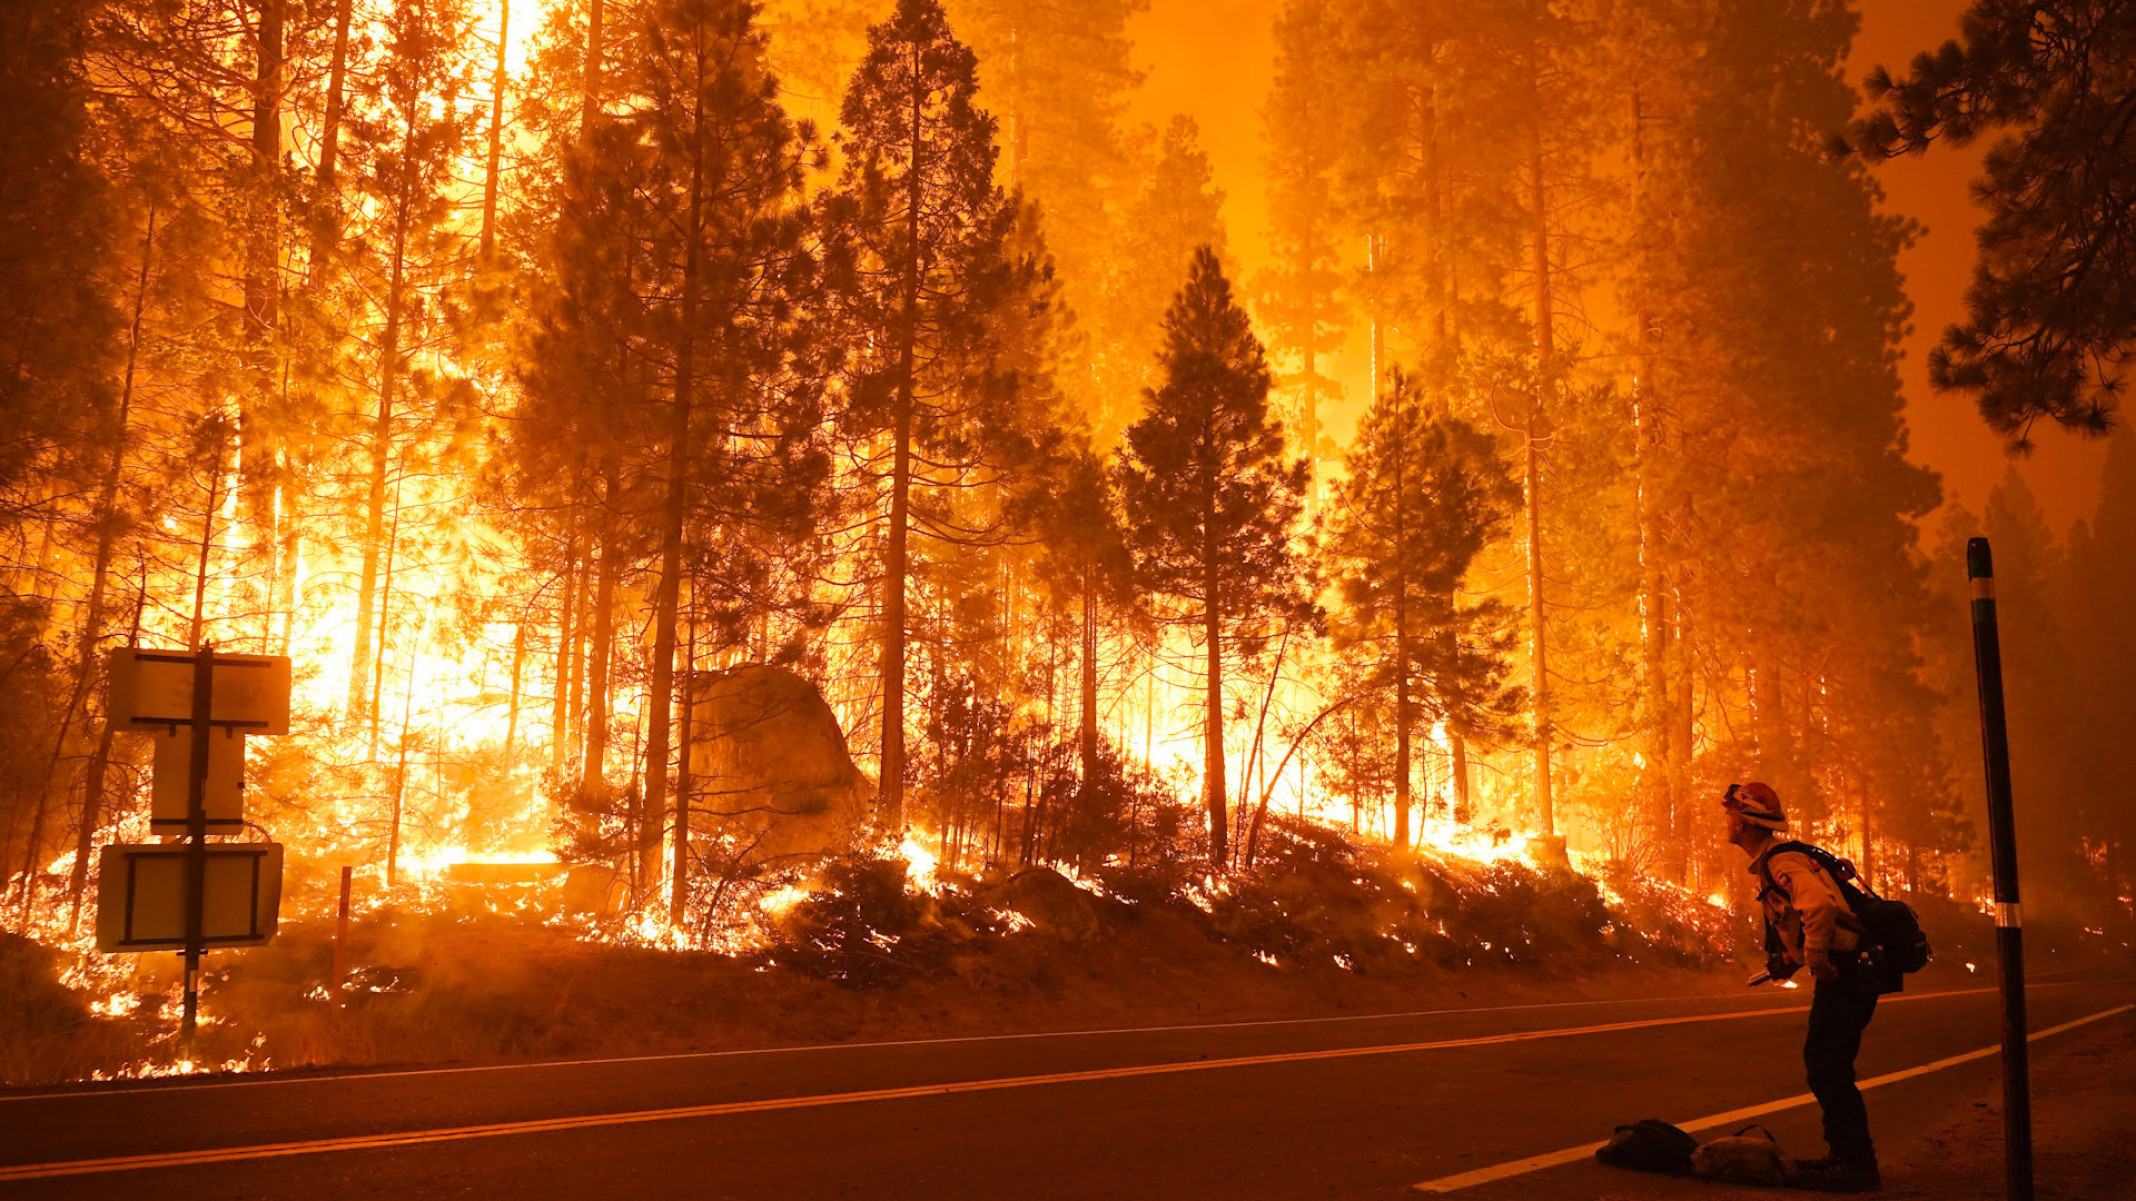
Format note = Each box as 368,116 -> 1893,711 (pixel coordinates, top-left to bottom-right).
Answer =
1522,47 -> 1556,839
480,0 -> 507,259
879,53 -> 926,836
1393,393 -> 1413,851
348,111 -> 417,724
1422,77 -> 1473,824
642,35 -> 707,909
242,0 -> 284,635
1630,86 -> 1677,876
60,206 -> 157,926
580,0 -> 604,138
1079,562 -> 1098,785
308,0 -> 352,277
504,619 -> 526,757
670,587 -> 695,925
582,461 -> 619,793
549,513 -> 581,776
1202,528 -> 1228,868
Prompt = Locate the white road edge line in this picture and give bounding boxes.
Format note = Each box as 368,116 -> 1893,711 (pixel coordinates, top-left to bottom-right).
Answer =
1411,1001 -> 2136,1194
0,982 -> 2046,1103
0,987 -> 2053,1182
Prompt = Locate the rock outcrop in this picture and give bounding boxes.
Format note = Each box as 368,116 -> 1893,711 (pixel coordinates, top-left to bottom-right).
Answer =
685,665 -> 872,866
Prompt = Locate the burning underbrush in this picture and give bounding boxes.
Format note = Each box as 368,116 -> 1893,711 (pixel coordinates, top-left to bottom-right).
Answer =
4,818 -> 1752,1085
9,817 -> 2116,1087
762,820 -> 1738,990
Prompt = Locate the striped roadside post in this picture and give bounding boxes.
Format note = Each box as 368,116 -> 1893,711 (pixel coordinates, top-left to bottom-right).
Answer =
1966,536 -> 2031,1201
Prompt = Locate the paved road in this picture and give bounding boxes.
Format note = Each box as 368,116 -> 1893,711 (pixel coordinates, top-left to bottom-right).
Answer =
2,976 -> 2128,1199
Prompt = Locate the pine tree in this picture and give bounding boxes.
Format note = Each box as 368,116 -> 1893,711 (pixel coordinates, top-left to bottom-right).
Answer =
833,0 -> 1053,835
948,0 -> 1144,412
1118,248 -> 1311,869
1032,447 -> 1134,800
1325,365 -> 1520,848
1259,0 -> 1348,503
1857,0 -> 2135,444
340,0 -> 483,729
0,0 -> 115,508
1979,471 -> 2092,909
611,0 -> 823,913
513,112 -> 662,803
0,0 -> 120,914
1633,0 -> 1940,885
2063,433 -> 2136,923
1096,116 -> 1228,443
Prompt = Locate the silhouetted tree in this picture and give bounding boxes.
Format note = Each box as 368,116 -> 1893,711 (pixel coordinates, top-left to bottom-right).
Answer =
1857,0 -> 2135,444
1325,365 -> 1520,848
1118,248 -> 1311,869
833,0 -> 1054,834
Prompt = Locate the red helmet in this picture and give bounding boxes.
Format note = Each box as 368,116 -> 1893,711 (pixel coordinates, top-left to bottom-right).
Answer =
1722,781 -> 1786,830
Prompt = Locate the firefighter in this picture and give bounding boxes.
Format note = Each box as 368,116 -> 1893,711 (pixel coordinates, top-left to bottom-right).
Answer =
1723,781 -> 1882,1193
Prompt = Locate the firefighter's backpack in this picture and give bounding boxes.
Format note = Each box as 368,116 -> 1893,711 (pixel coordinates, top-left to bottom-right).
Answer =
1595,1118 -> 1698,1174
1691,1124 -> 1795,1187
1758,840 -> 1932,979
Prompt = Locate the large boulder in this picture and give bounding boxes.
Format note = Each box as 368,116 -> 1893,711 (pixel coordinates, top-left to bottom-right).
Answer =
990,867 -> 1105,941
686,664 -> 872,866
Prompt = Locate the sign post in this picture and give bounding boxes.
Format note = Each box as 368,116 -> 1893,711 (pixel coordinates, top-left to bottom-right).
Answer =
1966,537 -> 2032,1201
97,643 -> 291,1040
332,865 -> 353,1007
180,646 -> 212,1038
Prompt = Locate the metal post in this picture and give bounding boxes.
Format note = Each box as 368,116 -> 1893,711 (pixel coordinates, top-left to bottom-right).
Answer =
1966,537 -> 2032,1201
181,644 -> 214,1041
332,865 -> 353,1007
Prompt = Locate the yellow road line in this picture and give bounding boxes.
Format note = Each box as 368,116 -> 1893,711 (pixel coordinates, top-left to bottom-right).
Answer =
0,985 -> 2018,1182
1412,1002 -> 2136,1194
5,983 -> 2043,1105
0,1002 -> 1829,1180
0,985 -> 1856,1103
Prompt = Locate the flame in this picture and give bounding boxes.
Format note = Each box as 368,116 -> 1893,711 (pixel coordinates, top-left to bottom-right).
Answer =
758,883 -> 809,916
898,836 -> 939,893
395,845 -> 560,881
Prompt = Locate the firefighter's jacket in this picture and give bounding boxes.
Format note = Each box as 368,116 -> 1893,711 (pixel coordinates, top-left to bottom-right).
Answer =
1750,843 -> 1864,971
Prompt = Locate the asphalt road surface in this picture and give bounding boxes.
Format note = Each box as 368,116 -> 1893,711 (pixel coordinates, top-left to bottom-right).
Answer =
3,975 -> 2129,1199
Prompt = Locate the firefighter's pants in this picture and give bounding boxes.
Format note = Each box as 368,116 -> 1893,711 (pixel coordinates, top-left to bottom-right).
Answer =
1805,959 -> 1880,1167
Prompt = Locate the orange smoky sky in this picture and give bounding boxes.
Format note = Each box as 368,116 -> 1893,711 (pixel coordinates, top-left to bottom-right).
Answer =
1128,0 -> 2116,536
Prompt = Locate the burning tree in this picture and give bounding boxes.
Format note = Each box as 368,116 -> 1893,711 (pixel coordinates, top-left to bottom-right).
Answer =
1323,365 -> 1521,848
1119,248 -> 1314,870
831,0 -> 1067,837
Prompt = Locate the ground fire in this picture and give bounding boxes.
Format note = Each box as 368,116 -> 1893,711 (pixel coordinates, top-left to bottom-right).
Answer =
2,0 -> 2132,1197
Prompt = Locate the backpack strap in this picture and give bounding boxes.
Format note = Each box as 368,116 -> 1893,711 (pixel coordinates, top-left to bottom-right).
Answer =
1753,841 -> 1815,902
1760,840 -> 1881,914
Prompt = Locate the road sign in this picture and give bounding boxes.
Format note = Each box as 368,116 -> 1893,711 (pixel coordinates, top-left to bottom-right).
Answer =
151,729 -> 243,831
108,647 -> 291,734
97,643 -> 295,1037
95,843 -> 283,952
